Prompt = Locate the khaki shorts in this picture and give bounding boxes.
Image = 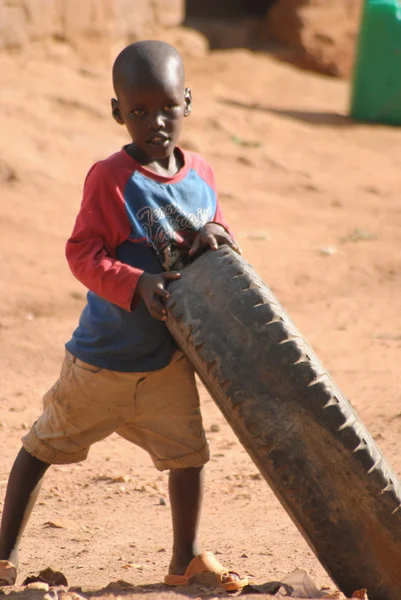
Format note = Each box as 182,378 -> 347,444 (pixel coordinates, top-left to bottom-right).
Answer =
22,350 -> 209,471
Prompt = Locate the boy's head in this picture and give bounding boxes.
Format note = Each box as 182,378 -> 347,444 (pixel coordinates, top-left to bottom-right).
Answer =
111,40 -> 192,162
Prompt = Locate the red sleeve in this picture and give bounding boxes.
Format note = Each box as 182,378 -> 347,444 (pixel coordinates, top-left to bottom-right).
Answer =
65,160 -> 143,311
212,201 -> 233,237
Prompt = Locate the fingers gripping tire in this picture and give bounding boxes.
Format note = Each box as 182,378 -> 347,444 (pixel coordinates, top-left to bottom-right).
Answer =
166,246 -> 401,600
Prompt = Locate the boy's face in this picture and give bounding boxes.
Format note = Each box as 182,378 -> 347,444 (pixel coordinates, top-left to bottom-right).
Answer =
111,65 -> 191,163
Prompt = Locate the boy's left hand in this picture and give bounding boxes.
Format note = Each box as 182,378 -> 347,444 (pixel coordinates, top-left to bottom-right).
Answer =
189,223 -> 241,257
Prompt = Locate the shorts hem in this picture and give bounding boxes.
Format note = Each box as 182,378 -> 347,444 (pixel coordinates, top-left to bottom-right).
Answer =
22,430 -> 89,465
152,442 -> 210,472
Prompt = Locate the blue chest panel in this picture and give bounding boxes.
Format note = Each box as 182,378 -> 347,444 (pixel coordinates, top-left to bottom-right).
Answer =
123,168 -> 216,269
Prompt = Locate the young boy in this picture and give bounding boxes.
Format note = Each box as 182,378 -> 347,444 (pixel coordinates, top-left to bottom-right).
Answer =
0,40 -> 247,591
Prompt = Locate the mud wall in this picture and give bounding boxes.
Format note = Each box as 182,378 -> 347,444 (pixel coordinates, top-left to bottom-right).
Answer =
0,0 -> 364,78
0,0 -> 184,60
259,0 -> 364,77
185,0 -> 364,78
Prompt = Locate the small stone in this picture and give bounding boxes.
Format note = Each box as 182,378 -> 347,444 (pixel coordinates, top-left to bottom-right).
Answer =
105,580 -> 135,590
319,246 -> 337,256
241,553 -> 249,558
59,593 -> 86,600
23,568 -> 68,588
159,497 -> 167,506
39,567 -> 68,587
26,582 -> 50,591
210,424 -> 220,433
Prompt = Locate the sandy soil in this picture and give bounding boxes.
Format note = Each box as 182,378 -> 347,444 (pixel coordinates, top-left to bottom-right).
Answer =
1,42 -> 401,599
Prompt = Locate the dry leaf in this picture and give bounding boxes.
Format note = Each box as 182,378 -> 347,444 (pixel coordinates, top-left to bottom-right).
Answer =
112,475 -> 131,483
43,520 -> 66,529
352,590 -> 368,599
240,582 -> 291,595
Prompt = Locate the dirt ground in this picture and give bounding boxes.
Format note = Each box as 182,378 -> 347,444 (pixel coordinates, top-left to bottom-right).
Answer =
1,41 -> 401,600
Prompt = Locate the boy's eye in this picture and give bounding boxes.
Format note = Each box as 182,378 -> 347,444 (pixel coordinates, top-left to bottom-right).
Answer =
164,104 -> 178,112
131,108 -> 146,116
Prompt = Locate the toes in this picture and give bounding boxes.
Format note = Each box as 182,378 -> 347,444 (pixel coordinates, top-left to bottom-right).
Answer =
221,571 -> 240,583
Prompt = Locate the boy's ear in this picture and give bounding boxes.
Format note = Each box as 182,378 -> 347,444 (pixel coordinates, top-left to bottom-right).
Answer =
111,98 -> 124,125
184,87 -> 192,117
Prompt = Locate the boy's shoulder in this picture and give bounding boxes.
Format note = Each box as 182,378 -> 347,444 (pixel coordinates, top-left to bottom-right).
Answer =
185,149 -> 212,170
184,150 -> 216,187
84,149 -> 138,192
87,149 -> 131,177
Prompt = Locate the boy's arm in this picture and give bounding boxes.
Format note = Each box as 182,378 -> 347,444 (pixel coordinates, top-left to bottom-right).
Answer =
202,158 -> 233,235
211,201 -> 233,237
189,156 -> 240,256
66,162 -> 144,312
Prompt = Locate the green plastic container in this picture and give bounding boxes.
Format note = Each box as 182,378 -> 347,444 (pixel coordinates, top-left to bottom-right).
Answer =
351,0 -> 401,124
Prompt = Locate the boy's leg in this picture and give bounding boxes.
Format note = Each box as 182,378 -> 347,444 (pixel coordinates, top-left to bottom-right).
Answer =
0,352 -> 146,583
117,353 -> 243,586
0,448 -> 49,567
167,465 -> 241,584
116,353 -> 208,574
168,465 -> 204,574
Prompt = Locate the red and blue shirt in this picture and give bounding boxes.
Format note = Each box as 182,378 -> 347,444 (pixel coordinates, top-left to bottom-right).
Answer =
65,147 -> 229,372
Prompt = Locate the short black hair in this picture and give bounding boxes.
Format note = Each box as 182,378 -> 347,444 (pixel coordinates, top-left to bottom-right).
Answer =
112,40 -> 185,96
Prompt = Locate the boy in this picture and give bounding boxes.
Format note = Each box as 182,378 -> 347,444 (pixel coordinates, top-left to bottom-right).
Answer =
0,40 -> 247,591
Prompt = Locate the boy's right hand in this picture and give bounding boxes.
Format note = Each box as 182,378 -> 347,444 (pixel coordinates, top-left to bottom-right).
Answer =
136,272 -> 181,321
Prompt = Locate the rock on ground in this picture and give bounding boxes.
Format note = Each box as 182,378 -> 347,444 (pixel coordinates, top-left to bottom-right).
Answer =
262,0 -> 364,77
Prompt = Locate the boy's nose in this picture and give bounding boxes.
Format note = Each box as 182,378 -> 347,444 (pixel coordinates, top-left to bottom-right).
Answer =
150,113 -> 165,130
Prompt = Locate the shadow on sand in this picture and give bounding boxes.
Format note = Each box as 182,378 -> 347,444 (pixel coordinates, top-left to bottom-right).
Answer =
219,98 -> 355,127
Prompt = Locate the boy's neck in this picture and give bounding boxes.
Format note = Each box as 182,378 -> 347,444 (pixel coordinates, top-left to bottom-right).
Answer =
126,143 -> 183,177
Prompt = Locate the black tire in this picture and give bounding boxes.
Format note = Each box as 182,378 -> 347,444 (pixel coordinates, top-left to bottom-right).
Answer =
166,246 -> 401,600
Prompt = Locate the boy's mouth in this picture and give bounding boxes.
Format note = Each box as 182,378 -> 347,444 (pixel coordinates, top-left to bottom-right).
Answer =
147,134 -> 170,147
